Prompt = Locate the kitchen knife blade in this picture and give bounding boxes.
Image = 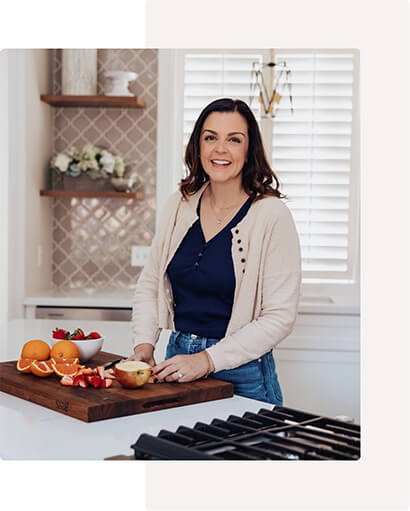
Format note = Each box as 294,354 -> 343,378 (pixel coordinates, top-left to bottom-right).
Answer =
103,358 -> 124,369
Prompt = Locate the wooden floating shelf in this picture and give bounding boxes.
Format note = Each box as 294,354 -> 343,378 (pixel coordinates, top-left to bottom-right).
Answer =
40,190 -> 144,199
40,94 -> 146,108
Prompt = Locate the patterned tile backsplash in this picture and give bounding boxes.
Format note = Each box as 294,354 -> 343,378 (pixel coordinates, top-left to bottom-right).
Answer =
51,49 -> 158,291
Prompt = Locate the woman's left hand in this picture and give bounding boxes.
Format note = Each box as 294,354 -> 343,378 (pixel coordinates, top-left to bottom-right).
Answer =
152,352 -> 209,383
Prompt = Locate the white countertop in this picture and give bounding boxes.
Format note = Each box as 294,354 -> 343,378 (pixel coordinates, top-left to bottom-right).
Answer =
24,288 -> 360,314
0,319 -> 268,460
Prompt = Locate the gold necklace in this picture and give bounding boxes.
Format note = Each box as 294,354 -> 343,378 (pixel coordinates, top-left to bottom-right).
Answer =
208,193 -> 247,225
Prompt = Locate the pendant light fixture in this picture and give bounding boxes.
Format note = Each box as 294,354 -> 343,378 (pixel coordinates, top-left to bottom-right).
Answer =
249,58 -> 293,118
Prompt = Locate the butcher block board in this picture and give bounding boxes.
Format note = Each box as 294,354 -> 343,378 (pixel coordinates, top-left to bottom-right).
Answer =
0,351 -> 234,422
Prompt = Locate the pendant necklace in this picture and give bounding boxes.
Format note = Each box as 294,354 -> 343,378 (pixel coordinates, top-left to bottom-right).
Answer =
208,193 -> 247,225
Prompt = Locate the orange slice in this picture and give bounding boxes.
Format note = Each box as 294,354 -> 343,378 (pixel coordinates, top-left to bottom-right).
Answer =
16,358 -> 33,373
31,360 -> 54,377
51,362 -> 80,378
50,357 -> 79,365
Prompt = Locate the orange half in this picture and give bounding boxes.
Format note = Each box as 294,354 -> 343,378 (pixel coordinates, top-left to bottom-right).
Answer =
31,360 -> 54,377
50,357 -> 79,365
51,362 -> 80,378
16,358 -> 33,373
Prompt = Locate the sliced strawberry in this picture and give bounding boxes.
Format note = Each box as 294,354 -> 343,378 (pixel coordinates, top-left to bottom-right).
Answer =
96,366 -> 105,380
78,379 -> 88,388
60,375 -> 74,386
101,379 -> 113,388
77,367 -> 95,376
73,374 -> 86,386
86,375 -> 102,388
103,370 -> 116,380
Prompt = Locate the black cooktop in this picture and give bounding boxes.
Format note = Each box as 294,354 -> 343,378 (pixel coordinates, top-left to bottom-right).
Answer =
130,405 -> 360,460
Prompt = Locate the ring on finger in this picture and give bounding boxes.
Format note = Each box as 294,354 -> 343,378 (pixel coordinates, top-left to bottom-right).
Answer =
177,372 -> 183,379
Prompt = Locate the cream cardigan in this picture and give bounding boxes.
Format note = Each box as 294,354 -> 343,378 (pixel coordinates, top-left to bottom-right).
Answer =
132,182 -> 301,372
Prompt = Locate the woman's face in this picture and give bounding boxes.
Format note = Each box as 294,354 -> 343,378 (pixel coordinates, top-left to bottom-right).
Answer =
199,111 -> 249,186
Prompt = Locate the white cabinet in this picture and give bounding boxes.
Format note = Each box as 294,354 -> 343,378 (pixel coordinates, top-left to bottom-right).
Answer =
275,313 -> 360,423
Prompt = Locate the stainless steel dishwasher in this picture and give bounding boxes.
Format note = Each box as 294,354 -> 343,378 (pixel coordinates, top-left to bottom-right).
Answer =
35,306 -> 132,321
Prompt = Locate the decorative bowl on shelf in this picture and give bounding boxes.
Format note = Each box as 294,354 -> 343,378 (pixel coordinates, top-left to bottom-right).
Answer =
104,71 -> 138,96
110,171 -> 142,192
110,177 -> 130,192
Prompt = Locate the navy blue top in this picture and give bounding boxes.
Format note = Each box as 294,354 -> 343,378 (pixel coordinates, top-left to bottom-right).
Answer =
167,195 -> 253,339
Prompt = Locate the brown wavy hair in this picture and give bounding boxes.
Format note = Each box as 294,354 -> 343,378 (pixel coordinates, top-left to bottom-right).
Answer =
180,98 -> 285,201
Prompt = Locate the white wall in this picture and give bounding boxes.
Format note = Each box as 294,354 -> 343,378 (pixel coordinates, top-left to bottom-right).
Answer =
24,50 -> 53,298
0,50 -> 9,327
7,49 -> 53,319
7,49 -> 26,320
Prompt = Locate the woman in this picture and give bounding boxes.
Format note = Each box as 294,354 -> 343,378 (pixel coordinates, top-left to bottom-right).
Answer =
130,98 -> 301,404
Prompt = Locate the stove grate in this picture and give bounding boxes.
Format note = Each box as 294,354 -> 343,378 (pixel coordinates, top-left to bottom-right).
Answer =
130,405 -> 361,460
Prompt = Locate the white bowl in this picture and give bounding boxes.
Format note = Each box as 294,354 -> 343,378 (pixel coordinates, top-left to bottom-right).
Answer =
50,336 -> 104,363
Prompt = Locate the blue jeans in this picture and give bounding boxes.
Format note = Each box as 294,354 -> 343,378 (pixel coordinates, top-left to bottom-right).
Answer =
165,331 -> 283,405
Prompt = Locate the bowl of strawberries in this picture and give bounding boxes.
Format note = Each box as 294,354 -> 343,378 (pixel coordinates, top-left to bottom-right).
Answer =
51,328 -> 104,362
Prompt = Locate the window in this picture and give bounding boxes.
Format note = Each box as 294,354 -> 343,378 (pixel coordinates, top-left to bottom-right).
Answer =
157,49 -> 359,292
271,50 -> 359,282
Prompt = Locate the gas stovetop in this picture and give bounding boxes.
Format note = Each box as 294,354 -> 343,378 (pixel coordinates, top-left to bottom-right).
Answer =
128,405 -> 360,460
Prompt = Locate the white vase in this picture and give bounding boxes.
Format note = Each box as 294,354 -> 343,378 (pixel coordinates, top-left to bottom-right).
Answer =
62,49 -> 97,95
104,71 -> 138,96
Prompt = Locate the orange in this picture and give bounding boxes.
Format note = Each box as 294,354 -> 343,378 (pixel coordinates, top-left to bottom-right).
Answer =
51,362 -> 80,378
50,340 -> 79,361
31,360 -> 54,378
21,340 -> 50,361
16,358 -> 33,373
50,357 -> 79,365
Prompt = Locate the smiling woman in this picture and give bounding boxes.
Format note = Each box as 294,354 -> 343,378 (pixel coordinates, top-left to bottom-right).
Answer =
130,98 -> 301,405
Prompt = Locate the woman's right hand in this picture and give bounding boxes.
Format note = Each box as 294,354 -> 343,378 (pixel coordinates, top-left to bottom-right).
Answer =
127,343 -> 156,367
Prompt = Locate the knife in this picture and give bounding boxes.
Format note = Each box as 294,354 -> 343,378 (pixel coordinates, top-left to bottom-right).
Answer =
103,358 -> 124,369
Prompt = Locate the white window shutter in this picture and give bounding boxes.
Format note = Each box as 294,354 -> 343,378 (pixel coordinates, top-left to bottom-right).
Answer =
182,50 -> 359,283
272,51 -> 357,280
183,53 -> 264,146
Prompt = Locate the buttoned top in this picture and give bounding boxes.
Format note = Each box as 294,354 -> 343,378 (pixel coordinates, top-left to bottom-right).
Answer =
132,182 -> 301,372
167,196 -> 253,339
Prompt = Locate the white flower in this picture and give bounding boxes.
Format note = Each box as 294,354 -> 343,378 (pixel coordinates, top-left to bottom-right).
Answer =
53,153 -> 71,173
78,159 -> 90,171
66,146 -> 78,158
114,155 -> 125,177
100,149 -> 115,174
81,144 -> 98,160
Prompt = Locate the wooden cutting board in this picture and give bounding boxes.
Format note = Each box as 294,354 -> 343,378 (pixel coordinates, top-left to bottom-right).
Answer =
0,352 -> 234,422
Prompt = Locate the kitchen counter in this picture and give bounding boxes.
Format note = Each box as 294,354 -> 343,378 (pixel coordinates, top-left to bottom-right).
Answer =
0,319 -> 267,460
24,288 -> 360,315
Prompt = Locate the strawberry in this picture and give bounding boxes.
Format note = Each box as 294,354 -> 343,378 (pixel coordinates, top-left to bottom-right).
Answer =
78,379 -> 88,388
96,366 -> 105,380
87,332 -> 101,339
103,370 -> 116,380
60,375 -> 74,386
101,379 -> 113,388
70,328 -> 85,340
53,328 -> 69,340
86,375 -> 102,388
73,374 -> 86,387
77,367 -> 95,376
